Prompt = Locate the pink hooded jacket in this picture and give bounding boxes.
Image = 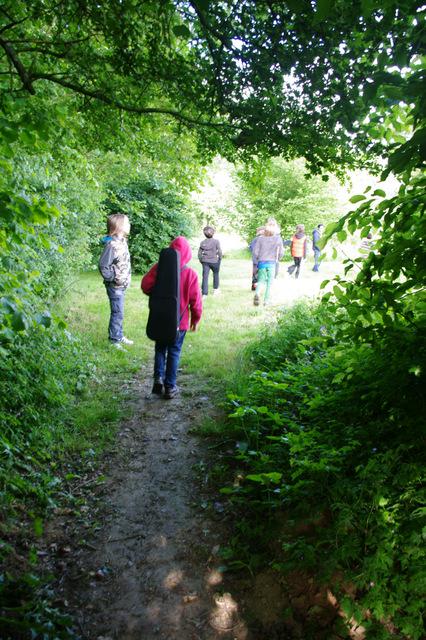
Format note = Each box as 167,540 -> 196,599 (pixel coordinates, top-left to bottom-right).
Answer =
141,236 -> 202,331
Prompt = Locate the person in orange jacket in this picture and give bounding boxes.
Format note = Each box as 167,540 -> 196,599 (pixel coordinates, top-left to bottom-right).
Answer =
288,224 -> 307,279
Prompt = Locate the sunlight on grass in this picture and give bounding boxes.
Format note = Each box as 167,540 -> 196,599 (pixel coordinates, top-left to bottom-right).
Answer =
57,254 -> 342,450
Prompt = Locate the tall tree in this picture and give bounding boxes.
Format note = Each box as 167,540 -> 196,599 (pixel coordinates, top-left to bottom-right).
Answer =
1,1 -> 423,172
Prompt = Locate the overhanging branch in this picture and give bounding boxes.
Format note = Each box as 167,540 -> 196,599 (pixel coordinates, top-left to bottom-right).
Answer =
32,72 -> 231,130
0,37 -> 34,93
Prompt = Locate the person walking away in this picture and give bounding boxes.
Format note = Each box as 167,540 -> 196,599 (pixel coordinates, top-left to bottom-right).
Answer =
249,226 -> 265,291
198,225 -> 222,297
288,224 -> 307,279
267,217 -> 283,278
252,221 -> 284,306
312,223 -> 324,272
141,236 -> 202,399
98,213 -> 133,348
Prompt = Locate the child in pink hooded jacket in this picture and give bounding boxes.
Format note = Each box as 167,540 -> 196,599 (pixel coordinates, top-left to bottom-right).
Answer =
141,236 -> 202,399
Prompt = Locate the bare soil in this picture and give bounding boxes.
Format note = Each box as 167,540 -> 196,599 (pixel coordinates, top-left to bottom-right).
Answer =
57,367 -> 252,640
50,363 -> 349,640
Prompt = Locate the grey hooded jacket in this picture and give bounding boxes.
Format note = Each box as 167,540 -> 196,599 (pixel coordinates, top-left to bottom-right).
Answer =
253,235 -> 284,265
198,237 -> 222,264
99,236 -> 131,288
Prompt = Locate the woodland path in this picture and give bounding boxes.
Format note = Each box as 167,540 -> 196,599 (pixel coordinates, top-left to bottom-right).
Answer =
56,262 -> 344,640
61,369 -> 251,640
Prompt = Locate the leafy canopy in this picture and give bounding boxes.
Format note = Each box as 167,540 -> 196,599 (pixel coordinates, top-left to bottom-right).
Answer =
1,1 -> 423,171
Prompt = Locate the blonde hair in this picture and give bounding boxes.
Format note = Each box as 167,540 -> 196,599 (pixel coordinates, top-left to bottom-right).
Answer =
107,213 -> 130,237
296,224 -> 305,233
267,217 -> 281,233
264,222 -> 276,237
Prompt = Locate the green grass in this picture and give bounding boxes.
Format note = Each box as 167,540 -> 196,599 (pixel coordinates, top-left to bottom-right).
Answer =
57,256 -> 342,450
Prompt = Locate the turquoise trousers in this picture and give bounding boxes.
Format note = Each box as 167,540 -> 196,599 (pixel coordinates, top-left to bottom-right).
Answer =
257,265 -> 275,303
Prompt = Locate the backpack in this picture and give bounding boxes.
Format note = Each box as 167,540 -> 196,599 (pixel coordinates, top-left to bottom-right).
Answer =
146,247 -> 181,345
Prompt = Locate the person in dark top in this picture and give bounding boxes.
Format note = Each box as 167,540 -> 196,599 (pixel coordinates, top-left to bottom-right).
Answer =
198,225 -> 222,297
249,226 -> 265,291
312,223 -> 324,272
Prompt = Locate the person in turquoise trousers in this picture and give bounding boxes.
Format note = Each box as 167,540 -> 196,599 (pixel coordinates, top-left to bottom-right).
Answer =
252,221 -> 284,306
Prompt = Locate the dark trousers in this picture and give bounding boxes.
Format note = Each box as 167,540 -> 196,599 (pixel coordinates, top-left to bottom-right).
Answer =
201,261 -> 220,295
288,257 -> 302,278
105,284 -> 125,342
154,330 -> 187,388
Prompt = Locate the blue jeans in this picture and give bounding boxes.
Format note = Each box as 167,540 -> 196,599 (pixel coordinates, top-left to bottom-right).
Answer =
154,330 -> 187,388
105,284 -> 125,342
313,248 -> 321,271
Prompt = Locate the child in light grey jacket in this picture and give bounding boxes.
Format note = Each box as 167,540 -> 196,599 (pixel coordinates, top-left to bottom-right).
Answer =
99,213 -> 133,347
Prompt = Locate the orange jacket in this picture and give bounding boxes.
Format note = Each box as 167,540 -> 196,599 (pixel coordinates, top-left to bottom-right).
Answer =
291,234 -> 307,258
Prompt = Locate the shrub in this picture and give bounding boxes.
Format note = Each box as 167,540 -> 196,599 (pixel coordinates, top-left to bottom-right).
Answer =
221,302 -> 425,639
104,177 -> 194,273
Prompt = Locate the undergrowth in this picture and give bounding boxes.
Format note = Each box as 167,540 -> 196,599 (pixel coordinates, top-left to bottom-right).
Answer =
0,323 -> 114,639
218,301 -> 425,639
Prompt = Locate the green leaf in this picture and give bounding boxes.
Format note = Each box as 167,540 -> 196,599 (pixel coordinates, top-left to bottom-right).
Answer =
11,311 -> 28,332
349,194 -> 367,204
246,472 -> 282,484
315,0 -> 333,20
373,189 -> 386,197
173,24 -> 191,39
33,517 -> 43,537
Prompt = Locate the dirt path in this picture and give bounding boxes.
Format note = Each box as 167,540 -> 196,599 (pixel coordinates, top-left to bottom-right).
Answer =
63,367 -> 250,640
56,264 -> 347,639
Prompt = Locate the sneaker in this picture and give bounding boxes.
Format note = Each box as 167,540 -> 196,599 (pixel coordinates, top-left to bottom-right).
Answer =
110,341 -> 125,350
152,378 -> 163,395
253,294 -> 260,306
164,385 -> 178,399
120,336 -> 134,345
213,289 -> 220,296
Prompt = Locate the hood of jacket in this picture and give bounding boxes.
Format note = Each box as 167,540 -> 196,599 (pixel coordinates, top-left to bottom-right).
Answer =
170,236 -> 192,267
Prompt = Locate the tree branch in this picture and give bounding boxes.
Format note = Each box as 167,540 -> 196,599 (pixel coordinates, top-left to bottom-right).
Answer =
189,1 -> 232,49
32,72 -> 231,130
0,37 -> 34,93
0,16 -> 29,35
7,36 -> 92,46
15,47 -> 69,59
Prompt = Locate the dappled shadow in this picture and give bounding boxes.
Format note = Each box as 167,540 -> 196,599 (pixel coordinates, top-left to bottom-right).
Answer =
57,372 -> 250,639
